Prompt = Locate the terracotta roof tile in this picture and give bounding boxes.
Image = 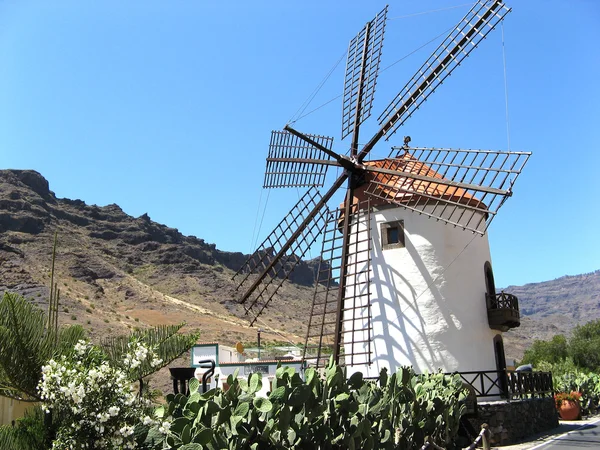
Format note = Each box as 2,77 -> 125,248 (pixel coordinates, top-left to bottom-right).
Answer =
353,154 -> 486,210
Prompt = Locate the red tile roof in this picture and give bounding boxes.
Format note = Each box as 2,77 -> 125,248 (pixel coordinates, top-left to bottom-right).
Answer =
352,154 -> 486,210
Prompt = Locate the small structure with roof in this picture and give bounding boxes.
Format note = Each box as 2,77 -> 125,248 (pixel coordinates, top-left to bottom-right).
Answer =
190,342 -> 304,396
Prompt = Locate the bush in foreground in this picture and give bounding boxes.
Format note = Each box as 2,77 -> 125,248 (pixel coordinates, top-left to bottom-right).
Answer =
150,362 -> 467,450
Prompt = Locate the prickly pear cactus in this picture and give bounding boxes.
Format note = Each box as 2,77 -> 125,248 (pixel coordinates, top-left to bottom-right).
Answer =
148,360 -> 467,449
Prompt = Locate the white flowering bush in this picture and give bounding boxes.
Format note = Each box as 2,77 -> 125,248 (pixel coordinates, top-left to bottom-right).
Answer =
38,339 -> 165,449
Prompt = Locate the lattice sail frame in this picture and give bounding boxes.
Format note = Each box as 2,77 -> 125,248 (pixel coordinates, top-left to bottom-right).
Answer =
264,130 -> 335,188
341,5 -> 388,140
364,147 -> 530,234
377,0 -> 511,141
304,201 -> 373,369
233,187 -> 328,324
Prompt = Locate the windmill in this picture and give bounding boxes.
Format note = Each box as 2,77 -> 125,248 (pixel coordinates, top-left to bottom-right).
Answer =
233,0 -> 530,373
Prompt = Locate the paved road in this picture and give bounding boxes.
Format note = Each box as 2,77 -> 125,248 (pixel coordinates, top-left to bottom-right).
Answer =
528,419 -> 600,449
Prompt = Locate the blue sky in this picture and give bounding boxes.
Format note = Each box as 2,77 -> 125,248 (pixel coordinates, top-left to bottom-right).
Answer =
1,0 -> 598,288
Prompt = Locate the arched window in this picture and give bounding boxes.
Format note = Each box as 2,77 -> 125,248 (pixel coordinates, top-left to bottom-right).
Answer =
484,261 -> 496,308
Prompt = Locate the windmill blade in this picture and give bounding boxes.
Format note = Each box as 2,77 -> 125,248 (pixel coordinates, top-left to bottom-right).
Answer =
377,0 -> 510,141
264,130 -> 335,188
234,174 -> 348,325
304,201 -> 372,368
341,5 -> 388,141
362,148 -> 530,234
357,0 -> 510,163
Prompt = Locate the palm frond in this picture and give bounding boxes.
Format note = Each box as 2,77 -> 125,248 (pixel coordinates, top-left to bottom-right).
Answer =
101,323 -> 200,380
0,293 -> 86,401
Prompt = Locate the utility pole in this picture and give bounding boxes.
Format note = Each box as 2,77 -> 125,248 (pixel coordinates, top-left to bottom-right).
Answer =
257,328 -> 263,360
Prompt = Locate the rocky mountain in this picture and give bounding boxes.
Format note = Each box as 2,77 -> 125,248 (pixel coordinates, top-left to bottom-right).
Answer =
0,169 -> 321,349
501,270 -> 600,361
0,168 -> 596,368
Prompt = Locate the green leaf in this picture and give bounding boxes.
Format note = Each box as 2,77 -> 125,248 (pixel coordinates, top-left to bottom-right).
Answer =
249,373 -> 262,394
275,365 -> 285,379
269,385 -> 286,403
230,415 -> 243,434
348,437 -> 356,450
189,377 -> 200,394
253,396 -> 273,413
180,444 -> 204,450
166,435 -> 176,447
181,424 -> 191,444
192,428 -> 213,445
335,393 -> 350,402
382,429 -> 391,443
287,427 -> 297,445
288,385 -> 309,406
171,417 -> 189,434
379,368 -> 389,388
234,402 -> 250,418
217,406 -> 231,426
279,406 -> 291,433
144,426 -> 164,446
188,392 -> 201,404
348,371 -> 364,389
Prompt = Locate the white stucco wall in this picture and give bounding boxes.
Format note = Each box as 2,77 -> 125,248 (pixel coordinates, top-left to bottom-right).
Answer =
343,204 -> 502,384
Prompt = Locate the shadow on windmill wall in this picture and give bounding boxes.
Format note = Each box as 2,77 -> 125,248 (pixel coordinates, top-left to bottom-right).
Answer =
358,207 -> 501,385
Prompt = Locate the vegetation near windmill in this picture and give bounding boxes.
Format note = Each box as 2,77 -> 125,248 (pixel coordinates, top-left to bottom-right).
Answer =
520,334 -> 569,367
0,292 -> 200,449
0,292 -> 86,402
523,319 -> 600,415
0,292 -> 469,449
568,320 -> 600,372
156,363 -> 467,450
522,319 -> 600,371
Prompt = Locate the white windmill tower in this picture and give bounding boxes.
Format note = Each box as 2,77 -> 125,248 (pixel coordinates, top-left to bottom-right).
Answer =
338,145 -> 526,382
233,0 -> 528,396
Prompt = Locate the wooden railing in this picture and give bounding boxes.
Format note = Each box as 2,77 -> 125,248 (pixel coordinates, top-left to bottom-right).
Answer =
488,291 -> 519,310
506,371 -> 554,399
451,370 -> 553,400
486,291 -> 520,330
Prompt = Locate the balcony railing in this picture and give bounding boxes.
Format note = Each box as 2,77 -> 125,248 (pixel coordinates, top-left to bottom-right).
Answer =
453,370 -> 553,400
486,291 -> 520,331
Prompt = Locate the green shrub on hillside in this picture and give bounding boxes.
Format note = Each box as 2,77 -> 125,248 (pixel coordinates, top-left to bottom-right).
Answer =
523,319 -> 600,372
521,334 -> 568,366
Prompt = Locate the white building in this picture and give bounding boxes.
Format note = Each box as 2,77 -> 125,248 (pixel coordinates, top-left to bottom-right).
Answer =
190,343 -> 304,396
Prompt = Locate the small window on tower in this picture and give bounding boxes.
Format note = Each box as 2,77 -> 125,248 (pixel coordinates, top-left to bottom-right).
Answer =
387,227 -> 399,244
381,220 -> 405,250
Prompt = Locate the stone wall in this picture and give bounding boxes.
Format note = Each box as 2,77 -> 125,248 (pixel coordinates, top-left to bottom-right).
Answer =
469,397 -> 559,445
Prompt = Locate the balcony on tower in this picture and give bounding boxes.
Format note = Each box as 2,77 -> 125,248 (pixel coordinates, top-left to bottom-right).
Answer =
487,291 -> 520,331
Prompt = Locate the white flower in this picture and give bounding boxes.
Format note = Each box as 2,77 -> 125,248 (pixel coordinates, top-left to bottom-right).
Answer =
108,406 -> 120,416
158,421 -> 171,434
74,340 -> 88,356
142,415 -> 154,426
151,357 -> 163,368
119,425 -> 134,437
